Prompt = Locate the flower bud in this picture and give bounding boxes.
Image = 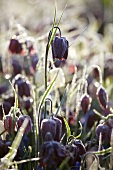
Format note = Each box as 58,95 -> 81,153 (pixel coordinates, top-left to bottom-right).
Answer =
81,94 -> 92,114
97,86 -> 108,109
4,114 -> 16,134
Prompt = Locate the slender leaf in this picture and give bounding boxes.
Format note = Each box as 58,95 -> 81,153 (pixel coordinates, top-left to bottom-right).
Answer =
63,117 -> 71,139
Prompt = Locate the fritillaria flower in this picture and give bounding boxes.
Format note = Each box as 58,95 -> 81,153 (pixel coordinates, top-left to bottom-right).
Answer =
52,27 -> 69,60
17,115 -> 33,134
80,94 -> 92,114
9,35 -> 22,54
96,122 -> 111,145
4,114 -> 16,134
96,86 -> 108,109
40,132 -> 67,168
41,118 -> 56,140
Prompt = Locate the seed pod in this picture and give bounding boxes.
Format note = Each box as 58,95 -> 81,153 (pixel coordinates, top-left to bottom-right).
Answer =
81,94 -> 92,114
17,115 -> 33,134
4,114 -> 16,134
41,118 -> 56,140
52,36 -> 69,60
96,86 -> 108,109
52,116 -> 62,141
96,123 -> 111,143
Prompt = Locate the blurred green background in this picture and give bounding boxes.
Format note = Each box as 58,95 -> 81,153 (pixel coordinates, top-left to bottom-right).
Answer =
0,0 -> 113,35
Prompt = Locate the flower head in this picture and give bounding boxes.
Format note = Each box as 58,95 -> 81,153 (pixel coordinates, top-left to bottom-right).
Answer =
52,36 -> 69,60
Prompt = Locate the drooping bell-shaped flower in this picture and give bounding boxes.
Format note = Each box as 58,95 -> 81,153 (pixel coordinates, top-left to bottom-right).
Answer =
80,94 -> 92,114
96,86 -> 108,109
17,115 -> 33,134
52,36 -> 69,60
9,35 -> 22,54
4,114 -> 16,134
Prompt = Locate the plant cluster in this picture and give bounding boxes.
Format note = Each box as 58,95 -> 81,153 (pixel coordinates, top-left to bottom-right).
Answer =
0,2 -> 113,170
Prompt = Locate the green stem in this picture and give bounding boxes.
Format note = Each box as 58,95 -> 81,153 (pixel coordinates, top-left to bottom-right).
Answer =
45,44 -> 49,91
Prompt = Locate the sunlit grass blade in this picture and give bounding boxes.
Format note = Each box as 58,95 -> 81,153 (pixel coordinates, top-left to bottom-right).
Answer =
93,109 -> 106,120
55,84 -> 69,116
63,117 -> 71,140
92,147 -> 111,155
75,121 -> 82,139
58,156 -> 70,170
9,80 -> 18,108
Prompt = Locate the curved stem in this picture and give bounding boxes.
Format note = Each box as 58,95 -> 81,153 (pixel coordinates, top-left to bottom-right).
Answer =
53,26 -> 61,37
45,98 -> 53,117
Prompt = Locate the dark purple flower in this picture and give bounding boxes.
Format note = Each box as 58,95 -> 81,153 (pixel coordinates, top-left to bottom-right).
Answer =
0,84 -> 8,95
0,101 -> 12,120
80,94 -> 92,114
52,36 -> 69,60
40,132 -> 67,168
3,93 -> 15,107
96,123 -> 111,144
73,139 -> 86,156
9,35 -> 22,54
0,139 -> 11,158
17,115 -> 33,134
41,118 -> 56,140
4,114 -> 16,134
97,86 -> 108,109
12,75 -> 31,98
17,80 -> 30,97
